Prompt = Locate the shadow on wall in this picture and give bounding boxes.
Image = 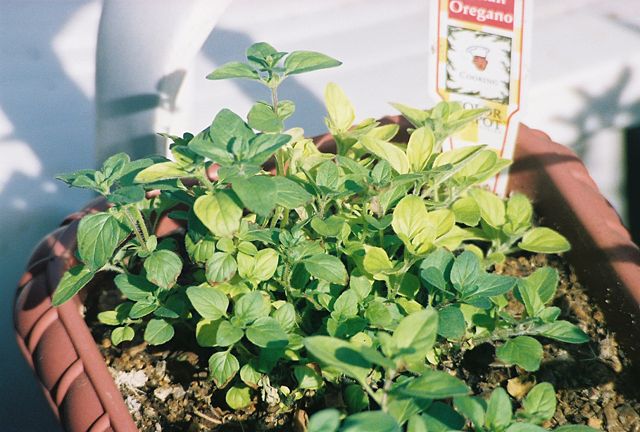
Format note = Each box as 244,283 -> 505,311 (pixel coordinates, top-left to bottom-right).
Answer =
0,2 -> 93,431
200,27 -> 327,135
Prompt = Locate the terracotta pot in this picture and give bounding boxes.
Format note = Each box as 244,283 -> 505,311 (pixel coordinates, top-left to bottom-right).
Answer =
14,122 -> 640,431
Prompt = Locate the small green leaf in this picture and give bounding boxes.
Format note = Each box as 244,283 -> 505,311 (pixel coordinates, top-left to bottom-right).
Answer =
525,267 -> 559,305
519,227 -> 571,254
284,50 -> 341,75
365,302 -> 393,328
504,193 -> 533,234
206,253 -> 237,284
538,320 -> 589,344
107,185 -> 145,205
129,299 -> 158,318
144,318 -> 174,345
304,336 -> 371,386
111,326 -> 134,346
553,426 -> 600,431
248,102 -> 283,133
332,290 -> 359,319
232,176 -> 277,217
207,61 -> 258,80
246,316 -> 288,348
344,384 -> 369,413
392,308 -> 438,358
208,351 -> 240,388
234,291 -> 271,325
272,176 -> 313,208
246,42 -> 279,64
341,411 -> 401,432
144,250 -> 182,289
304,254 -> 348,285
406,126 -> 435,172
437,305 -> 465,340
450,251 -> 481,292
253,248 -> 279,281
363,246 -> 394,277
245,133 -> 291,165
522,382 -> 556,423
325,82 -> 355,132
517,277 -> 545,318
240,362 -> 263,388
496,336 -> 543,371
294,364 -> 324,390
196,319 -> 243,347
486,387 -> 513,430
114,273 -> 155,301
272,302 -> 296,332
452,196 -> 481,226
422,402 -> 466,432
393,370 -> 470,399
390,102 -> 430,128
469,188 -> 505,228
506,424 -> 548,432
453,396 -> 486,430
77,213 -> 129,271
194,191 -> 242,238
134,161 -> 188,183
361,136 -> 409,174
186,285 -> 229,320
52,265 -> 96,306
308,409 -> 341,432
225,385 -> 252,410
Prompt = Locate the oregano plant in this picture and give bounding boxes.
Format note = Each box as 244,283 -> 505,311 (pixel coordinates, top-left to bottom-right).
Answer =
54,42 -> 595,431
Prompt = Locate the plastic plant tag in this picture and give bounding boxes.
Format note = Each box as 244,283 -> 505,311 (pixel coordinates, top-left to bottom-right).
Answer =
429,0 -> 532,195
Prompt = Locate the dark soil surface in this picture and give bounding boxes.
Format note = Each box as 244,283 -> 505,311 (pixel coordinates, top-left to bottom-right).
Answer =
85,253 -> 640,431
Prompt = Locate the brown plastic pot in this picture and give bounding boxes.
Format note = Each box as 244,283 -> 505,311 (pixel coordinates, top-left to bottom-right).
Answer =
14,121 -> 640,431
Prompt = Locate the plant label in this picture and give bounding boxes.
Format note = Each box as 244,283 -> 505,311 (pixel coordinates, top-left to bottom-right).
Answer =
429,0 -> 532,195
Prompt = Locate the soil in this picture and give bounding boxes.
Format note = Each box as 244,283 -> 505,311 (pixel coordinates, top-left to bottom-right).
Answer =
85,253 -> 640,432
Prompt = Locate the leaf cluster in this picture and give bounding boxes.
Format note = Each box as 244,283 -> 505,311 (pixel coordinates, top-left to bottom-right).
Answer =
53,42 -> 593,431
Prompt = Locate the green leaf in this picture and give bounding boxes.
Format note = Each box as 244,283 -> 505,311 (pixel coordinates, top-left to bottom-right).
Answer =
134,161 -> 188,183
506,423 -> 548,432
232,176 -> 277,217
196,319 -> 243,347
143,250 -> 182,289
504,193 -> 533,235
240,362 -> 263,388
525,267 -> 558,305
246,316 -> 288,348
77,213 -> 129,270
129,299 -> 158,318
246,42 -> 279,64
111,326 -> 134,346
248,102 -> 282,133
284,50 -> 341,75
453,396 -> 486,430
144,318 -> 174,345
273,302 -> 297,332
452,196 -> 481,226
450,251 -> 481,292
52,265 -> 96,306
363,246 -> 394,277
304,336 -> 371,385
391,195 -> 434,253
188,129 -> 233,165
208,351 -> 240,388
207,61 -> 258,80
238,248 -> 279,282
186,285 -> 229,320
361,136 -> 409,174
406,414 -> 428,432
194,191 -> 242,237
390,103 -> 430,128
245,133 -> 291,165
468,274 -> 516,299
206,252 -> 237,284
519,227 -> 571,254
553,426 -> 599,431
522,382 -> 556,423
496,336 -> 543,371
517,277 -> 545,318
210,108 -> 255,159
272,176 -> 313,208
308,409 -> 341,432
422,402 -> 466,432
332,290 -> 359,319
325,82 -> 355,132
538,320 -> 589,344
107,185 -> 145,205
365,302 -> 393,328
341,411 -> 401,432
304,254 -> 348,285
406,127 -> 435,172
294,364 -> 324,390
486,387 -> 513,431
393,370 -> 470,399
392,308 -> 438,358
234,291 -> 271,325
469,188 -> 505,228
344,384 -> 369,413
437,305 -> 465,340
225,385 -> 252,410
114,273 -> 155,301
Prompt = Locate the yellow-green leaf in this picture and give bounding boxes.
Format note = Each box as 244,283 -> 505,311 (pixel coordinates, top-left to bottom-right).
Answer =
194,191 -> 242,237
360,136 -> 409,174
406,126 -> 435,172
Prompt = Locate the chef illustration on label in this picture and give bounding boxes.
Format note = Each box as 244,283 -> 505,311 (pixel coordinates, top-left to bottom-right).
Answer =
446,27 -> 512,104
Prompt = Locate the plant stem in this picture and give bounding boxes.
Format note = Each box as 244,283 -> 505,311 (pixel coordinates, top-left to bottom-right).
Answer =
123,207 -> 150,254
271,86 -> 279,116
381,369 -> 397,412
198,168 -> 215,191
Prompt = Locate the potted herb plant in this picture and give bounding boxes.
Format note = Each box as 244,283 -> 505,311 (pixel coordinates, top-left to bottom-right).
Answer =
15,42 -> 640,432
